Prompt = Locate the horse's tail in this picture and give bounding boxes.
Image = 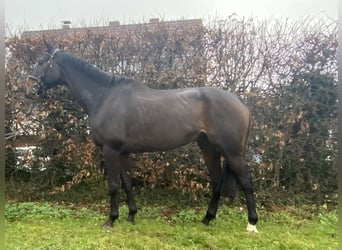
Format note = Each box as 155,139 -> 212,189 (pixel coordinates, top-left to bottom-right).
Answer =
220,161 -> 240,199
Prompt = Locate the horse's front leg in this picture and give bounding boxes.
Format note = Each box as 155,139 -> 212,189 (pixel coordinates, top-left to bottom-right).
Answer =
102,145 -> 121,228
120,154 -> 137,223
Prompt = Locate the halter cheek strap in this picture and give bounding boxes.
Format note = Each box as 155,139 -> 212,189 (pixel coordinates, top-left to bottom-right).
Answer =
27,48 -> 61,94
28,48 -> 61,81
28,75 -> 41,82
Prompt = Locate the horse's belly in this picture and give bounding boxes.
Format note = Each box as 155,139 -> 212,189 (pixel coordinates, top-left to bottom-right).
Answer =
122,128 -> 200,153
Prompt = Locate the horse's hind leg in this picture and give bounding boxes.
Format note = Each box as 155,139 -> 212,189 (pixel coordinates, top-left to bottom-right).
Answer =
120,154 -> 137,223
197,134 -> 222,225
224,153 -> 258,233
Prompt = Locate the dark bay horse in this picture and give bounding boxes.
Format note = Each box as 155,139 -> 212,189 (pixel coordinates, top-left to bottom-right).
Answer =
25,42 -> 258,233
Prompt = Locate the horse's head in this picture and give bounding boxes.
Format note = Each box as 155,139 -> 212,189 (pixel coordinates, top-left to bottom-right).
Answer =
25,40 -> 63,98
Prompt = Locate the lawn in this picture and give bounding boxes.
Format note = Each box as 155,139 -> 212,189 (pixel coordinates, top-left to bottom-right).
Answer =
5,192 -> 338,250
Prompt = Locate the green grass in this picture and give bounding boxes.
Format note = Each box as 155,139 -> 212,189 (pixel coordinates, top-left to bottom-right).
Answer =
5,197 -> 338,250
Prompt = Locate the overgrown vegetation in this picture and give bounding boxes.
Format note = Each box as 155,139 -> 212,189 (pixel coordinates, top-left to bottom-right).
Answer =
5,190 -> 338,249
5,15 -> 337,206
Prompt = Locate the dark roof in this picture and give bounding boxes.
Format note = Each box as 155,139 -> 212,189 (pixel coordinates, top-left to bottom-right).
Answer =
21,18 -> 203,39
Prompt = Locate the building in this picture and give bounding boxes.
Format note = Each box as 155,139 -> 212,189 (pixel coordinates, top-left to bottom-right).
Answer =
21,18 -> 203,39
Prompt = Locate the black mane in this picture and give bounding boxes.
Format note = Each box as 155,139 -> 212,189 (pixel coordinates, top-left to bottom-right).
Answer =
60,52 -> 137,87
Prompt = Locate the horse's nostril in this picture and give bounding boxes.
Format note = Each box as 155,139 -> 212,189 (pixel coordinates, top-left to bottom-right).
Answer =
31,85 -> 39,94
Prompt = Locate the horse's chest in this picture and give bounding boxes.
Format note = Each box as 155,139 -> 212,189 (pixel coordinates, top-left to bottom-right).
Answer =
89,115 -> 125,148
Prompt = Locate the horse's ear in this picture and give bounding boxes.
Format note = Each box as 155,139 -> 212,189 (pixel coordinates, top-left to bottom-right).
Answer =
42,35 -> 53,52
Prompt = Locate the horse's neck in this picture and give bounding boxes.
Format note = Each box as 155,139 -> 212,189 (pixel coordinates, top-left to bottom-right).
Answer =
59,56 -> 111,115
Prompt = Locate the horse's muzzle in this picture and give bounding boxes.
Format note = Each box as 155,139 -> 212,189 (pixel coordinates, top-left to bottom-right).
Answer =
24,78 -> 37,98
25,77 -> 45,98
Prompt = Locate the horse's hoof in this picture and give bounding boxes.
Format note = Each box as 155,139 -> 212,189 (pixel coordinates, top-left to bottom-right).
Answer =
126,217 -> 135,224
103,220 -> 113,229
201,219 -> 210,226
103,224 -> 113,230
246,223 -> 259,233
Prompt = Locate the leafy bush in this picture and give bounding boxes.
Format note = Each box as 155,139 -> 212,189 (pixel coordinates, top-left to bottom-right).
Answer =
5,202 -> 72,221
318,210 -> 338,226
5,15 -> 337,203
171,209 -> 202,223
5,202 -> 106,222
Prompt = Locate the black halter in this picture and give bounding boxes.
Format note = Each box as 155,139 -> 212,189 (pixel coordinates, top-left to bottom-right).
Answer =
28,49 -> 60,94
